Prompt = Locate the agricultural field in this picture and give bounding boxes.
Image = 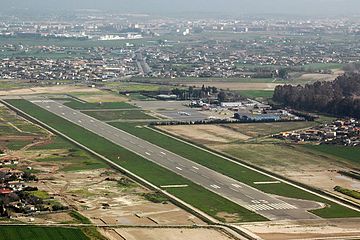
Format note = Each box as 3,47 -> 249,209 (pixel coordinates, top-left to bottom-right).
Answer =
302,145 -> 360,166
0,106 -> 47,151
0,226 -> 89,240
5,99 -> 266,223
237,90 -> 274,100
82,109 -> 156,121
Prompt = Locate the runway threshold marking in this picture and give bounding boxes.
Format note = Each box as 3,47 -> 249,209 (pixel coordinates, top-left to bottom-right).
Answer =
160,152 -> 166,155
210,184 -> 221,189
145,152 -> 151,156
192,166 -> 199,170
176,167 -> 183,171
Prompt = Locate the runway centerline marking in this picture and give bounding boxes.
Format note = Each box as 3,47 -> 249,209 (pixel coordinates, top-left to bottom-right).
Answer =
176,167 -> 183,171
145,152 -> 151,156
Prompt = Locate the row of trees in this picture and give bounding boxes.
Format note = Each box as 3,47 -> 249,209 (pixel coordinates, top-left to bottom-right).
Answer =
273,73 -> 360,118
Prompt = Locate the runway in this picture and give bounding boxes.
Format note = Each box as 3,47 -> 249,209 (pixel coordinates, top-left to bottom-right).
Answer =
30,99 -> 319,221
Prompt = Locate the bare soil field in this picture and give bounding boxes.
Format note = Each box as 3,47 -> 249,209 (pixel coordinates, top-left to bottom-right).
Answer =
160,125 -> 250,144
241,218 -> 360,240
296,73 -> 340,82
71,92 -> 128,103
0,86 -> 100,96
183,82 -> 280,90
101,227 -> 235,240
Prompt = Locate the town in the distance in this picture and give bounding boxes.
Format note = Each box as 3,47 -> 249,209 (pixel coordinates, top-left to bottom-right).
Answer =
0,1 -> 360,240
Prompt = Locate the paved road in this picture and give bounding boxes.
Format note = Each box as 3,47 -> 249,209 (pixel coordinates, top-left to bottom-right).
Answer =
31,99 -> 319,221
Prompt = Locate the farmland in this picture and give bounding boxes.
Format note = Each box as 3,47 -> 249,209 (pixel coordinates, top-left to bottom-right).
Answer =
302,145 -> 360,166
0,226 -> 89,240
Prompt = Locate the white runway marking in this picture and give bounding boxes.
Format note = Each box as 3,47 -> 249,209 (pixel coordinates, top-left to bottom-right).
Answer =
210,184 -> 221,189
192,166 -> 199,170
176,167 -> 183,171
61,113 -> 65,115
145,152 -> 151,156
246,203 -> 297,212
231,183 -> 242,188
160,152 -> 166,155
90,120 -> 94,123
230,187 -> 240,192
78,120 -> 82,123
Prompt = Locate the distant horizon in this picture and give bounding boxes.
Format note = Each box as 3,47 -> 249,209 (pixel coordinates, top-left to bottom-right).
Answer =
1,0 -> 360,17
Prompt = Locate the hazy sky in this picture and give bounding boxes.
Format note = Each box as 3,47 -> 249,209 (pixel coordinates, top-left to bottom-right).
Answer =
1,0 -> 360,16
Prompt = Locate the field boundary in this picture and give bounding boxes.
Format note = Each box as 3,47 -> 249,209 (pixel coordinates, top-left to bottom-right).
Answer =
1,99 -> 260,240
149,126 -> 360,212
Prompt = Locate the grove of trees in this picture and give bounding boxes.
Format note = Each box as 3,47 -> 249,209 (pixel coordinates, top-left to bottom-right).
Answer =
273,73 -> 360,118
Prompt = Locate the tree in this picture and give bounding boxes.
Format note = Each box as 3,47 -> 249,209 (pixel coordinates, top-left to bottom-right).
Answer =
278,68 -> 289,80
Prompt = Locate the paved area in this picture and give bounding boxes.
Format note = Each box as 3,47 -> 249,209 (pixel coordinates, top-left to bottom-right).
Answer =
132,100 -> 209,121
29,98 -> 320,221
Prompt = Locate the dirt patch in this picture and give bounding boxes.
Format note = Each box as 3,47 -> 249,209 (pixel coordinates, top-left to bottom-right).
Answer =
0,86 -> 100,96
241,218 -> 360,240
101,227 -> 235,240
159,125 -> 250,144
216,212 -> 241,223
32,168 -> 204,226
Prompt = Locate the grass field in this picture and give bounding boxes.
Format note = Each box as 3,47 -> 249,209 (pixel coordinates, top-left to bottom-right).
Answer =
82,110 -> 156,121
63,100 -> 136,110
109,123 -> 360,219
6,99 -> 266,223
237,90 -> 274,99
302,144 -> 360,167
0,226 -> 89,240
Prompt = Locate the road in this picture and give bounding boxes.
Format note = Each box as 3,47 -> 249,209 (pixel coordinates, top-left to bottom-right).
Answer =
30,99 -> 319,221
